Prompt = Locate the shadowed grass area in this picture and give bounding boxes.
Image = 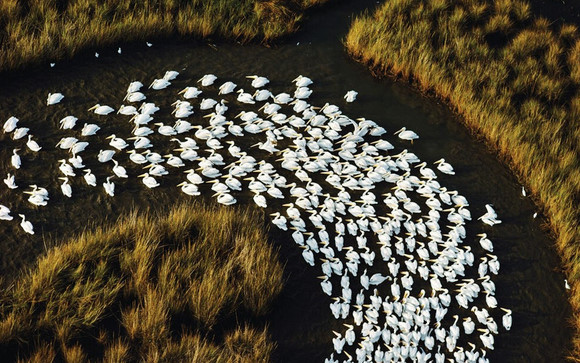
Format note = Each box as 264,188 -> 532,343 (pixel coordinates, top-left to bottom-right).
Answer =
0,0 -> 329,72
345,0 -> 580,357
0,202 -> 282,362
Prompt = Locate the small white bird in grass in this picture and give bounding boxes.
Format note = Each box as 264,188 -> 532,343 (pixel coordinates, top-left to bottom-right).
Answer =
3,116 -> 19,133
11,149 -> 21,169
59,177 -> 72,198
47,92 -> 64,105
521,186 -> 526,197
83,169 -> 97,186
344,90 -> 358,103
4,173 -> 17,189
19,214 -> 34,234
26,135 -> 41,152
103,177 -> 115,196
118,47 -> 122,54
394,127 -> 419,142
146,42 -> 153,47
89,104 -> 114,115
198,74 -> 217,86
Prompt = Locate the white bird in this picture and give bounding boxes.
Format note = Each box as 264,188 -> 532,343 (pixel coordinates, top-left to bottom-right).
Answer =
59,116 -> 78,129
246,75 -> 270,88
89,104 -> 114,115
19,214 -> 34,234
0,205 -> 13,220
127,81 -> 144,93
107,134 -> 128,150
344,90 -> 358,102
118,105 -> 138,115
97,149 -> 115,163
12,127 -> 29,140
394,127 -> 419,142
149,78 -> 171,90
434,158 -> 455,175
103,177 -> 115,196
293,75 -> 313,87
112,159 -> 128,178
163,70 -> 179,81
177,182 -> 200,196
179,87 -> 202,99
139,173 -> 160,188
81,123 -> 100,136
83,169 -> 97,186
3,173 -> 17,189
47,92 -> 64,105
3,116 -> 18,133
218,81 -> 237,94
26,135 -> 41,152
124,91 -> 146,102
198,74 -> 217,86
59,177 -> 72,198
11,149 -> 21,169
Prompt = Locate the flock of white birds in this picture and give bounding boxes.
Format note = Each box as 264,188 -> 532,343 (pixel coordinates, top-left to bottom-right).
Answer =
1,70 -> 511,362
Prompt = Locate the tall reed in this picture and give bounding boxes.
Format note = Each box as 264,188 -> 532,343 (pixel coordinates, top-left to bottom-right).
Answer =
346,0 -> 580,357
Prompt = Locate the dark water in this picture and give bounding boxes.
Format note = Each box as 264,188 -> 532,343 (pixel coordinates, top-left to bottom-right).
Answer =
0,0 -> 572,361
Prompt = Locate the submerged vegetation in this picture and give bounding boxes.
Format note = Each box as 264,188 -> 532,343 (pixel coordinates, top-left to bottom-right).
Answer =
0,0 -> 329,72
0,202 -> 283,361
346,0 -> 580,357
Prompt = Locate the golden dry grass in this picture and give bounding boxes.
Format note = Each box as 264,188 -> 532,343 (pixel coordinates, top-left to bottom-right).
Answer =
0,0 -> 330,73
345,0 -> 580,358
0,202 -> 282,362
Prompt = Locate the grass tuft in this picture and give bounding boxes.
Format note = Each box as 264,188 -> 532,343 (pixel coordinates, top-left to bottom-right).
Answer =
0,202 -> 283,361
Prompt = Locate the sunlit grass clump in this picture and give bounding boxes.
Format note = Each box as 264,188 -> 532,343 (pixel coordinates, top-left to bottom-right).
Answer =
0,0 -> 329,72
0,202 -> 283,362
346,0 -> 580,357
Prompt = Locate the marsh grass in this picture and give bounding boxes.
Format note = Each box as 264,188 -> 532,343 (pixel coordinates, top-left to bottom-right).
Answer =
346,0 -> 580,357
0,0 -> 329,72
0,202 -> 282,362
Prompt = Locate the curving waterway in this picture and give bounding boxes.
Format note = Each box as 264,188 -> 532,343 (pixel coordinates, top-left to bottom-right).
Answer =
0,0 -> 572,361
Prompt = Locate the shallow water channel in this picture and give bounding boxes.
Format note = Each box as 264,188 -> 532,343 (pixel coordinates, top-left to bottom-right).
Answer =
0,0 -> 572,361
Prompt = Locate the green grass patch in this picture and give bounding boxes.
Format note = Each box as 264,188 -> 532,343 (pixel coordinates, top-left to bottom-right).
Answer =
0,202 -> 283,362
345,0 -> 580,357
0,0 -> 329,72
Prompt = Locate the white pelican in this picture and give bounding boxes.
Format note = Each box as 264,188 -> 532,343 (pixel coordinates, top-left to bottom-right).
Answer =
394,127 -> 419,142
127,81 -> 144,93
12,127 -> 29,140
19,214 -> 34,234
107,134 -> 128,150
124,91 -> 146,102
3,173 -> 17,189
198,74 -> 217,86
3,116 -> 18,133
47,92 -> 64,105
59,115 -> 77,129
118,105 -> 138,115
179,87 -> 202,99
26,135 -> 41,152
83,169 -> 97,186
81,123 -> 100,136
246,75 -> 270,88
103,177 -> 115,196
89,104 -> 114,115
139,173 -> 160,188
59,177 -> 72,197
11,149 -> 21,169
293,75 -> 313,87
218,81 -> 236,95
0,205 -> 13,220
163,70 -> 179,81
112,159 -> 128,178
149,78 -> 170,90
344,90 -> 358,102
